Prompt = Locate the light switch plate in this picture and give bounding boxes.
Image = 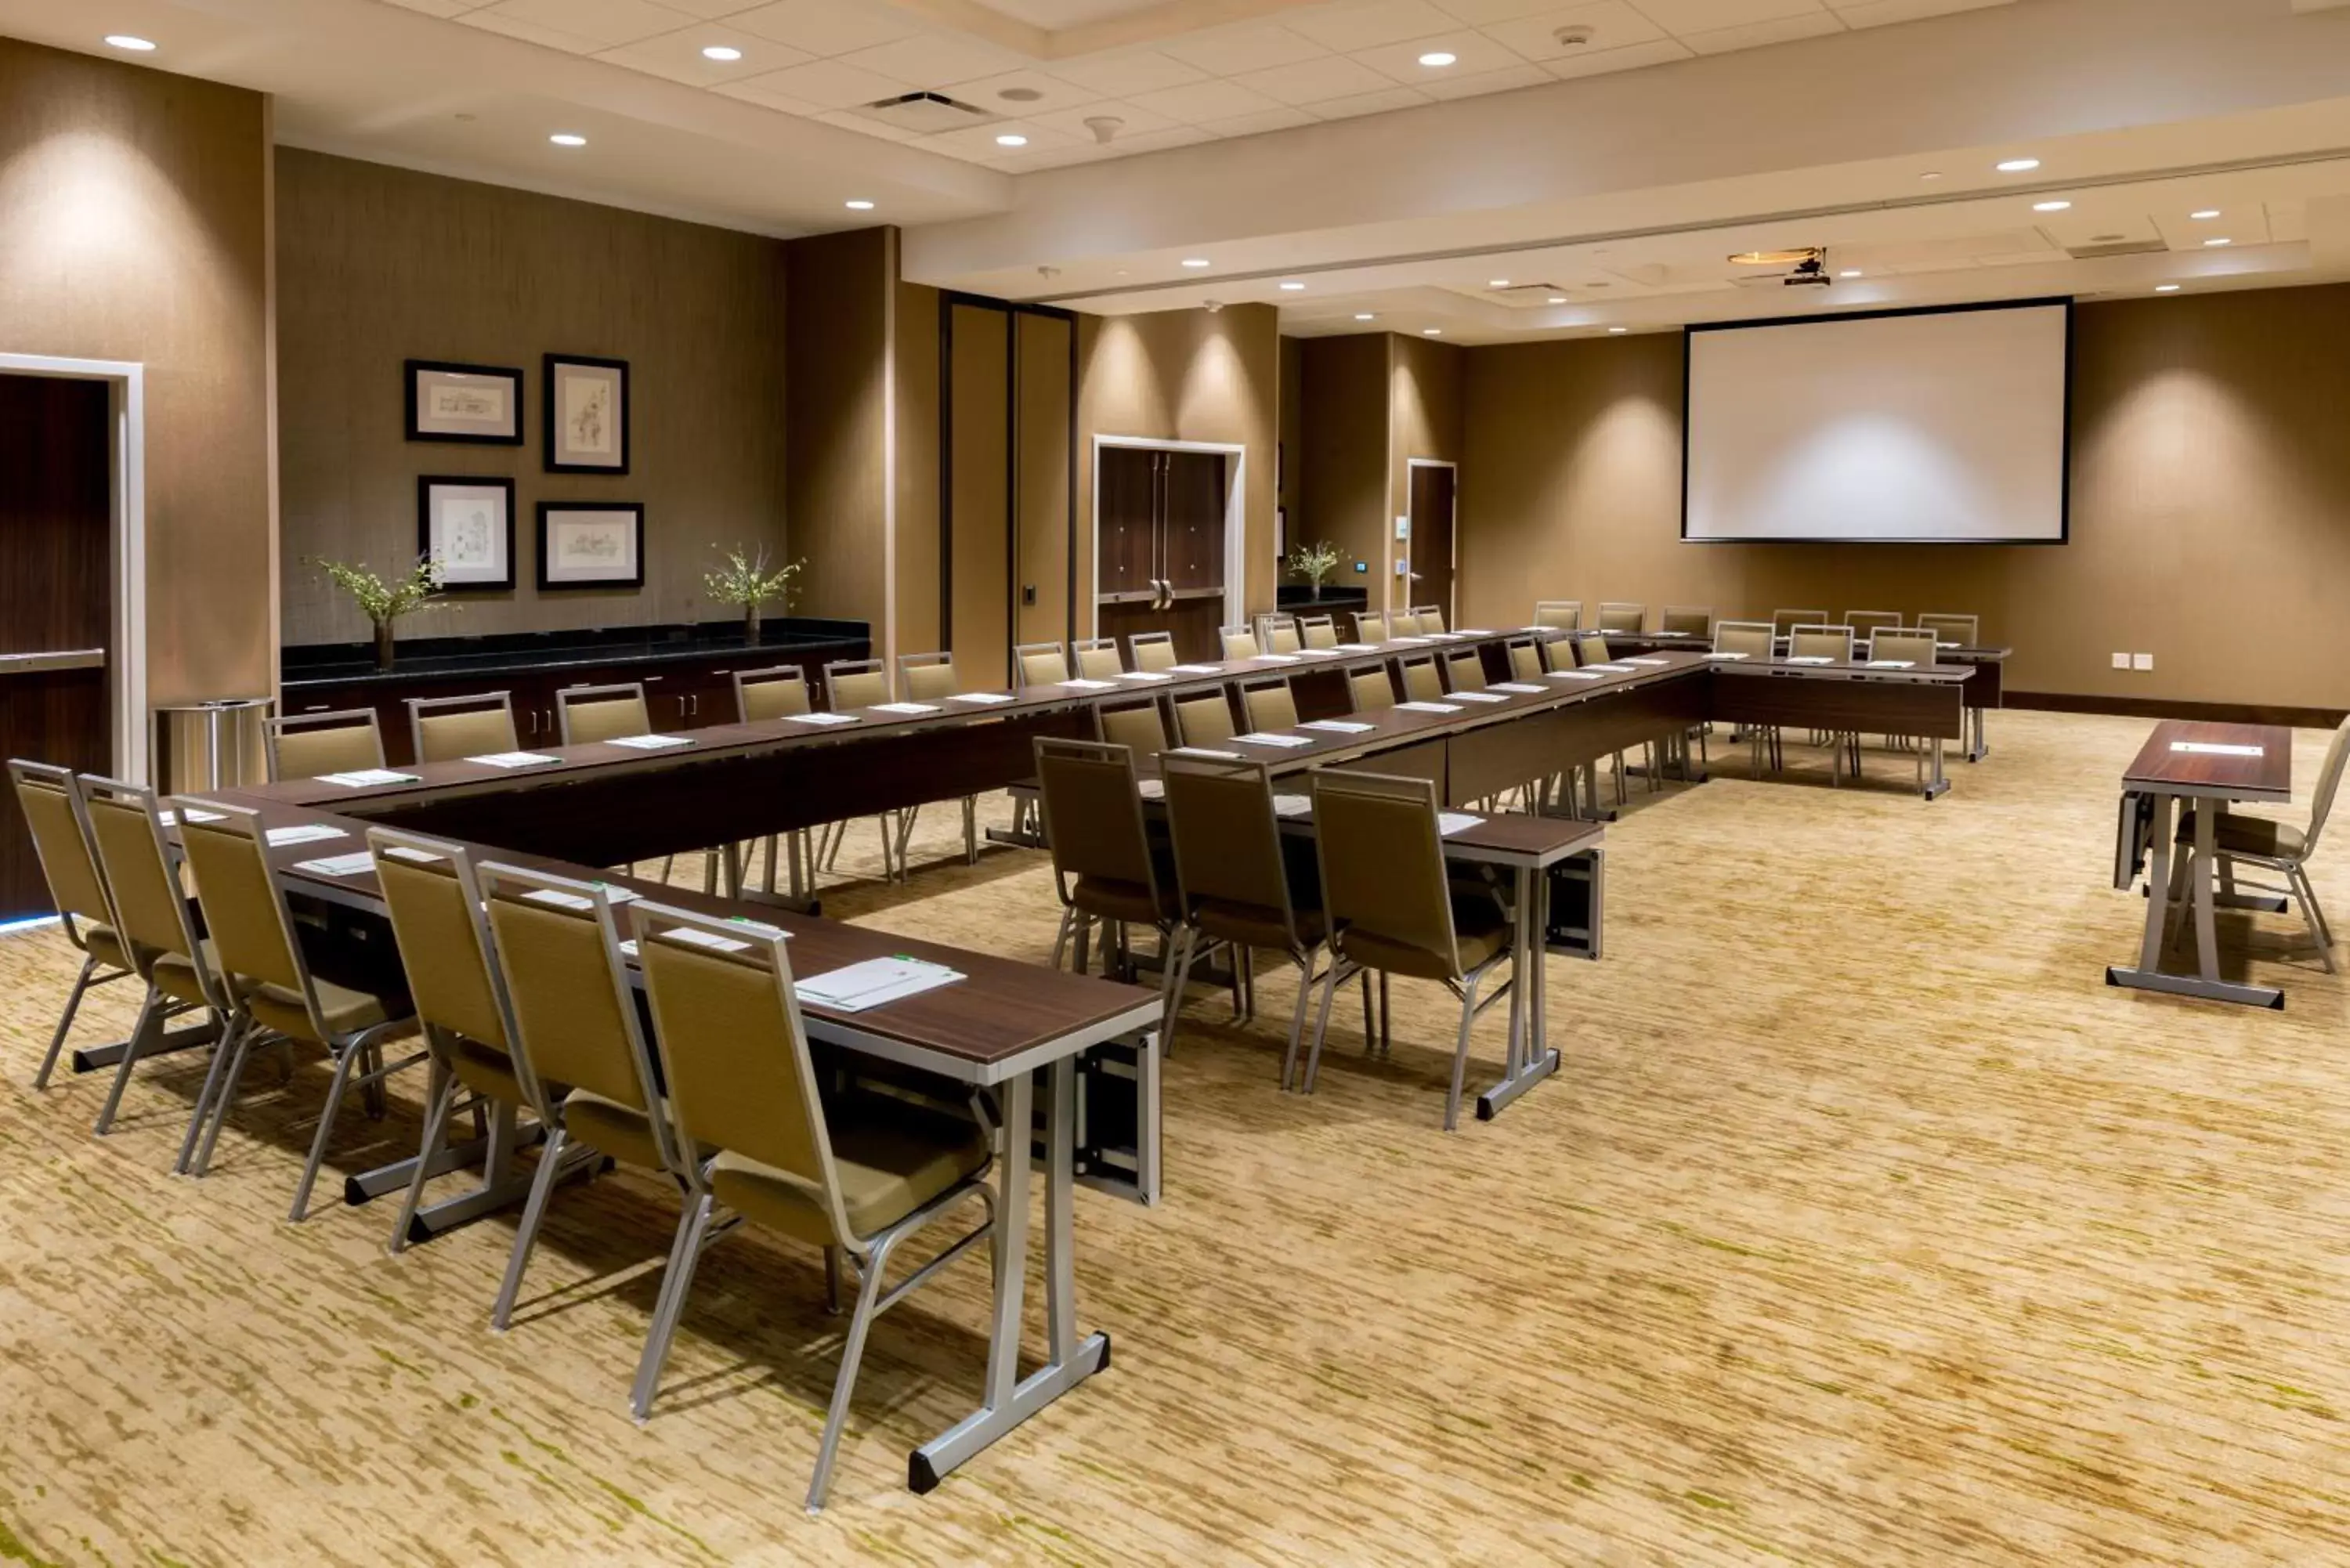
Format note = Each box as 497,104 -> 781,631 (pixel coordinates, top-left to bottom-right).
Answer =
2132,652 -> 2154,670
1395,515 -> 1410,540
1394,558 -> 1409,576
2112,652 -> 2131,670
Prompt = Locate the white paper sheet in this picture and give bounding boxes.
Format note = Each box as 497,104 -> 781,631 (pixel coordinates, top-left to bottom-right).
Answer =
1059,678 -> 1119,690
1251,653 -> 1300,664
1437,813 -> 1483,838
1333,643 -> 1382,653
1864,659 -> 1917,670
157,807 -> 226,827
783,713 -> 859,727
1137,779 -> 1165,799
1168,746 -> 1242,760
949,692 -> 1016,705
1450,692 -> 1508,704
1624,656 -> 1670,666
1299,719 -> 1375,734
1784,656 -> 1835,666
869,702 -> 941,715
1489,682 -> 1546,695
605,733 -> 695,747
1273,793 -> 1312,817
315,768 -> 420,786
1457,629 -> 1496,637
1235,732 -> 1314,748
292,851 -> 376,877
2171,742 -> 2265,757
1118,671 -> 1173,682
466,751 -> 559,768
1704,652 -> 1750,661
1580,663 -> 1636,673
1549,670 -> 1603,681
1395,700 -> 1462,714
1167,664 -> 1224,675
265,824 -> 346,847
798,955 -> 965,1013
380,844 -> 445,864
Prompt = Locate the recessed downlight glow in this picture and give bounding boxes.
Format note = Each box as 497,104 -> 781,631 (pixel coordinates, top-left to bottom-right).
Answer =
1422,327 -> 1442,335
2204,237 -> 2232,247
2155,284 -> 2181,293
1839,269 -> 1861,278
844,199 -> 875,211
2033,200 -> 2071,211
1278,282 -> 1305,292
2190,209 -> 2221,220
701,45 -> 742,60
1996,157 -> 2040,172
1418,51 -> 1458,67
1607,327 -> 1628,334
1180,258 -> 1211,269
1354,313 -> 1376,320
103,34 -> 155,50
996,133 -> 1028,146
1546,295 -> 1565,304
549,133 -> 587,147
1488,279 -> 1510,287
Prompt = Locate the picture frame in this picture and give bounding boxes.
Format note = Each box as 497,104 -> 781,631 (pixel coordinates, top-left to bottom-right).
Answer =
405,359 -> 523,445
544,353 -> 630,474
415,475 -> 516,591
536,501 -> 645,589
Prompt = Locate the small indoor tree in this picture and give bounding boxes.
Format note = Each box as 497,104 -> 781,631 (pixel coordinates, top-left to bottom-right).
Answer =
1284,539 -> 1346,596
704,544 -> 804,645
311,554 -> 450,670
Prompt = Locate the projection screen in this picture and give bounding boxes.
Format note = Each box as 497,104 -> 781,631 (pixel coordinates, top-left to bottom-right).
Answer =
1683,301 -> 2070,543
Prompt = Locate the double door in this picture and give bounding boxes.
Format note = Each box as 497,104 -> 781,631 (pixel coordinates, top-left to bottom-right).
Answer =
1096,445 -> 1227,663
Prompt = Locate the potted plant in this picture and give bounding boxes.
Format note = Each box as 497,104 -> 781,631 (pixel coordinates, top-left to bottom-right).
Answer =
704,544 -> 804,647
311,554 -> 450,670
1284,540 -> 1347,598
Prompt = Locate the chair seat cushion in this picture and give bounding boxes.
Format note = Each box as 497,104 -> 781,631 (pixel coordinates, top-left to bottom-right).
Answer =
150,939 -> 219,1008
2178,809 -> 2306,862
562,1087 -> 669,1174
1336,895 -> 1510,981
447,1035 -> 528,1108
81,923 -> 128,973
243,976 -> 400,1045
1072,874 -> 1174,927
1192,898 -> 1323,953
707,1095 -> 990,1248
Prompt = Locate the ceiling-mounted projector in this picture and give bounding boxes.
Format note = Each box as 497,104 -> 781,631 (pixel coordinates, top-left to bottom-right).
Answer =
1728,246 -> 1831,287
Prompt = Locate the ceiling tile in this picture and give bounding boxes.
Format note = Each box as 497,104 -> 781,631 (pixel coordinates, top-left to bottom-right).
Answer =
944,67 -> 1102,116
728,0 -> 920,56
1286,0 -> 1463,52
1626,0 -> 1823,33
1679,9 -> 1842,52
1350,28 -> 1534,85
1480,2 -> 1668,59
1198,105 -> 1321,135
1831,0 -> 2009,26
809,105 -> 924,140
728,56 -> 913,108
381,0 -> 475,16
472,0 -> 698,48
1304,85 -> 1435,118
455,9 -> 606,51
1231,54 -> 1396,106
1099,125 -> 1217,154
1542,34 -> 1691,74
1430,0 -> 1569,22
1043,49 -> 1209,96
711,77 -> 828,114
1024,96 -> 1184,139
989,142 -> 1119,172
1155,21 -> 1330,74
837,31 -> 1033,87
650,0 -> 772,16
1419,60 -> 1554,97
597,30 -> 809,85
1126,77 -> 1289,124
924,117 -> 1083,157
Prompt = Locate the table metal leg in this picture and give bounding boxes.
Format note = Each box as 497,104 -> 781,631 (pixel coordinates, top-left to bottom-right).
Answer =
1923,737 -> 1950,799
2106,791 -> 2283,1007
1477,864 -> 1560,1121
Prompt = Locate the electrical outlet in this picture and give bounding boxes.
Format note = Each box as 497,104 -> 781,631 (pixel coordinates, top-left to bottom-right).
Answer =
2112,652 -> 2131,670
1394,558 -> 1410,576
2132,652 -> 2153,671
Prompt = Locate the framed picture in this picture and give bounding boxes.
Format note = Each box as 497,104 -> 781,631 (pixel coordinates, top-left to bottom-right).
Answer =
416,475 -> 516,591
544,354 -> 630,474
405,359 -> 523,445
537,502 -> 644,589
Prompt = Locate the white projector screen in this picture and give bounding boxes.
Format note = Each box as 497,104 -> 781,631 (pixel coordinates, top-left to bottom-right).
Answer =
1683,302 -> 2070,544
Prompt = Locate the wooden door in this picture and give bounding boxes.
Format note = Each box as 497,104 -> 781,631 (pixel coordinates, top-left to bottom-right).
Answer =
0,374 -> 113,920
1408,461 -> 1456,624
1093,446 -> 1161,658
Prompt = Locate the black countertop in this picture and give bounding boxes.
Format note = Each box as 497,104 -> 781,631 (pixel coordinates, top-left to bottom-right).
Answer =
283,616 -> 870,690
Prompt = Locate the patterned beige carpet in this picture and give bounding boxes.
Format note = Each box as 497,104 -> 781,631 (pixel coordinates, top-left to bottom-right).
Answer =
3,710 -> 2348,1566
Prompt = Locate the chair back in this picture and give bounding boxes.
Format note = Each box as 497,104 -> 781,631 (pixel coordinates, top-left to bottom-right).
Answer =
1414,605 -> 1448,634
1219,625 -> 1260,662
1398,657 -> 1444,703
1916,612 -> 1980,648
1504,639 -> 1544,682
369,829 -> 542,1105
1354,610 -> 1390,642
1097,699 -> 1170,756
1714,621 -> 1776,659
1173,689 -> 1237,748
2302,717 -> 2350,857
898,652 -> 959,702
1533,600 -> 1581,630
1843,610 -> 1903,641
80,777 -> 204,979
1348,667 -> 1394,714
1867,628 -> 1940,666
735,665 -> 812,721
1128,631 -> 1177,672
823,658 -> 890,710
7,761 -> 115,941
1770,608 -> 1824,638
558,684 -> 651,745
1034,739 -> 1163,909
1297,615 -> 1338,650
1788,625 -> 1854,662
1388,611 -> 1424,637
267,710 -> 385,780
1162,754 -> 1297,943
1659,606 -> 1713,638
175,801 -> 319,1031
1443,649 -> 1484,692
483,864 -> 675,1169
1239,677 -> 1299,732
634,905 -> 848,1245
1595,602 -> 1644,634
1016,641 -> 1071,689
1072,638 -> 1125,680
407,693 -> 518,764
1311,770 -> 1462,981
1576,635 -> 1614,666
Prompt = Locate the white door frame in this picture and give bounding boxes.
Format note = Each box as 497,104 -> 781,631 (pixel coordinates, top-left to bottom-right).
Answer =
1089,434 -> 1247,638
0,353 -> 148,782
1404,457 -> 1457,622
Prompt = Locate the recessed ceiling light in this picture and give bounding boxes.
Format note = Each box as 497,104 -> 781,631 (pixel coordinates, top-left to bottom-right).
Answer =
1279,281 -> 1306,291
701,45 -> 742,61
1488,279 -> 1511,287
1180,258 -> 1211,269
2033,200 -> 2072,212
1354,313 -> 1376,320
1839,269 -> 1861,278
1422,327 -> 1443,335
549,133 -> 587,147
844,199 -> 875,211
1996,157 -> 2041,172
1607,327 -> 1628,334
1918,171 -> 1943,181
1418,51 -> 1458,67
2204,237 -> 2232,247
2190,208 -> 2221,220
2155,284 -> 2181,293
1546,295 -> 1565,304
103,34 -> 155,50
996,132 -> 1028,147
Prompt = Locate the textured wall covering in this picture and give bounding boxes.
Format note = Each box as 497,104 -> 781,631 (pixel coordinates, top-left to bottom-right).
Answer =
275,150 -> 789,646
0,38 -> 271,706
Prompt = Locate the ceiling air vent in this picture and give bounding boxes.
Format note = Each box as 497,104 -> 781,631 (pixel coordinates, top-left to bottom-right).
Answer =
849,91 -> 999,134
2065,236 -> 2168,260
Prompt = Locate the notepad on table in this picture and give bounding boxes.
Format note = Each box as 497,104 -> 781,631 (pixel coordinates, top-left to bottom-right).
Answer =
292,851 -> 376,878
1549,670 -> 1603,681
1784,655 -> 1835,666
1865,659 -> 1916,670
1333,643 -> 1382,653
783,714 -> 859,727
1060,678 -> 1119,690
606,733 -> 695,747
1299,719 -> 1374,734
798,956 -> 966,1013
1138,779 -> 1165,800
1704,652 -> 1750,661
870,702 -> 941,715
1167,664 -> 1224,675
466,751 -> 559,768
1489,682 -> 1546,695
1252,653 -> 1300,664
1457,629 -> 1496,638
380,844 -> 446,865
315,768 -> 420,787
949,692 -> 1016,705
1395,700 -> 1462,714
1235,732 -> 1313,748
1292,649 -> 1337,659
1168,746 -> 1242,760
1274,793 -> 1312,817
265,823 -> 346,847
1118,670 -> 1173,682
2171,741 -> 2265,757
519,887 -> 640,912
1580,663 -> 1634,674
1387,636 -> 1431,645
1451,692 -> 1507,704
1437,813 -> 1484,838
157,807 -> 226,827
1624,656 -> 1669,666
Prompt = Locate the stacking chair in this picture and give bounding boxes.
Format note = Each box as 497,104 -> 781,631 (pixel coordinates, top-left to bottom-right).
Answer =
1397,657 -> 1445,703
1072,638 -> 1126,680
1714,621 -> 1782,776
1574,635 -> 1614,666
174,801 -> 424,1218
6,761 -> 136,1087
1917,612 -> 1980,649
405,692 -> 518,764
1032,739 -> 1184,1009
1532,600 -> 1582,630
1173,687 -> 1238,749
1572,637 -> 1654,800
1442,649 -> 1485,693
1844,610 -> 1904,642
1097,698 -> 1171,756
631,904 -> 996,1509
1413,605 -> 1448,634
556,683 -> 652,745
1865,627 -> 1946,784
1659,606 -> 1714,638
1127,630 -> 1178,672
2171,717 -> 2350,976
1347,665 -> 1395,714
1238,676 -> 1300,732
1595,602 -> 1645,634
1388,611 -> 1425,636
896,651 -> 959,702
1770,608 -> 1825,639
479,863 -> 692,1327
1297,614 -> 1339,650
1788,626 -> 1860,783
266,709 -> 385,781
1304,770 -> 1513,1131
1504,638 -> 1546,683
1161,753 -> 1353,1082
1219,624 -> 1261,661
1256,613 -> 1303,654
1354,610 -> 1390,642
1015,641 -> 1072,690
736,665 -> 812,721
820,660 -> 906,883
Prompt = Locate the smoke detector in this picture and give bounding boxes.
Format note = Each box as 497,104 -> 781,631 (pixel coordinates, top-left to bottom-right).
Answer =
1203,299 -> 1224,313
1553,23 -> 1596,46
1083,114 -> 1123,145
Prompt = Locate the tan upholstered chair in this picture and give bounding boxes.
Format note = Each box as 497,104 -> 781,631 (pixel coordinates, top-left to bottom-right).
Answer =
1916,612 -> 1980,648
1864,628 -> 1946,785
1305,770 -> 1513,1129
1257,613 -> 1303,654
1173,688 -> 1238,749
556,684 -> 652,745
822,658 -> 890,710
1659,606 -> 1713,638
631,904 -> 995,1510
1097,698 -> 1170,756
1786,627 -> 1861,784
407,693 -> 519,764
1771,608 -> 1824,638
1239,676 -> 1300,732
266,709 -> 385,780
2173,717 -> 2350,975
6,761 -> 135,1087
1714,621 -> 1782,776
1397,657 -> 1444,703
1844,610 -> 1904,641
896,651 -> 959,701
1072,638 -> 1125,680
1532,600 -> 1581,630
819,660 -> 907,882
1347,666 -> 1395,714
1015,641 -> 1071,690
1443,649 -> 1484,693
1034,738 -> 1183,998
1575,635 -> 1614,666
1128,630 -> 1178,672
1388,611 -> 1426,637
1504,639 -> 1546,683
1354,610 -> 1390,642
1219,624 -> 1261,661
1595,602 -> 1644,634
1413,605 -> 1448,634
174,800 -> 423,1218
1297,614 -> 1339,650
735,665 -> 812,721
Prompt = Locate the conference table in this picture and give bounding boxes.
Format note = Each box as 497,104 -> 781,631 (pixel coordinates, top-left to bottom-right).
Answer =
2107,718 -> 2292,1009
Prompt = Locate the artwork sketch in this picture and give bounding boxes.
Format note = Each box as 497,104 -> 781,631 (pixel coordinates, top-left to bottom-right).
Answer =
552,518 -> 627,566
436,497 -> 497,567
408,361 -> 522,444
418,476 -> 513,591
427,381 -> 508,426
538,504 -> 642,587
562,377 -> 613,456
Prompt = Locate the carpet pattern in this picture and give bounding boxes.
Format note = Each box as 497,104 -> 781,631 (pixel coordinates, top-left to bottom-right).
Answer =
2,711 -> 2348,1566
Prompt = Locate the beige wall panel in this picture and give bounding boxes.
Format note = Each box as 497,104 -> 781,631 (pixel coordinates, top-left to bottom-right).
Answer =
1016,311 -> 1075,648
1299,334 -> 1391,606
785,226 -> 889,642
1278,334 -> 1303,545
1390,334 -> 1463,613
949,303 -> 1011,684
894,280 -> 943,660
0,39 -> 272,706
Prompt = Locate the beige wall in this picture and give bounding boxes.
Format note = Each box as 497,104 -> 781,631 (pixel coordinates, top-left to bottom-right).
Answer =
784,226 -> 892,654
1458,284 -> 2350,708
894,280 -> 943,659
276,150 -> 789,646
1076,304 -> 1282,628
0,38 -> 273,706
1296,334 -> 1390,607
1390,333 -> 1463,613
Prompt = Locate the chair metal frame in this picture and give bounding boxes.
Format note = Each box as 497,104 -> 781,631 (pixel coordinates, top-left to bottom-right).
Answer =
555,683 -> 652,746
1126,630 -> 1177,672
1532,600 -> 1582,630
6,760 -> 138,1087
1014,641 -> 1072,690
405,692 -> 519,764
1594,602 -> 1646,634
265,707 -> 386,782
